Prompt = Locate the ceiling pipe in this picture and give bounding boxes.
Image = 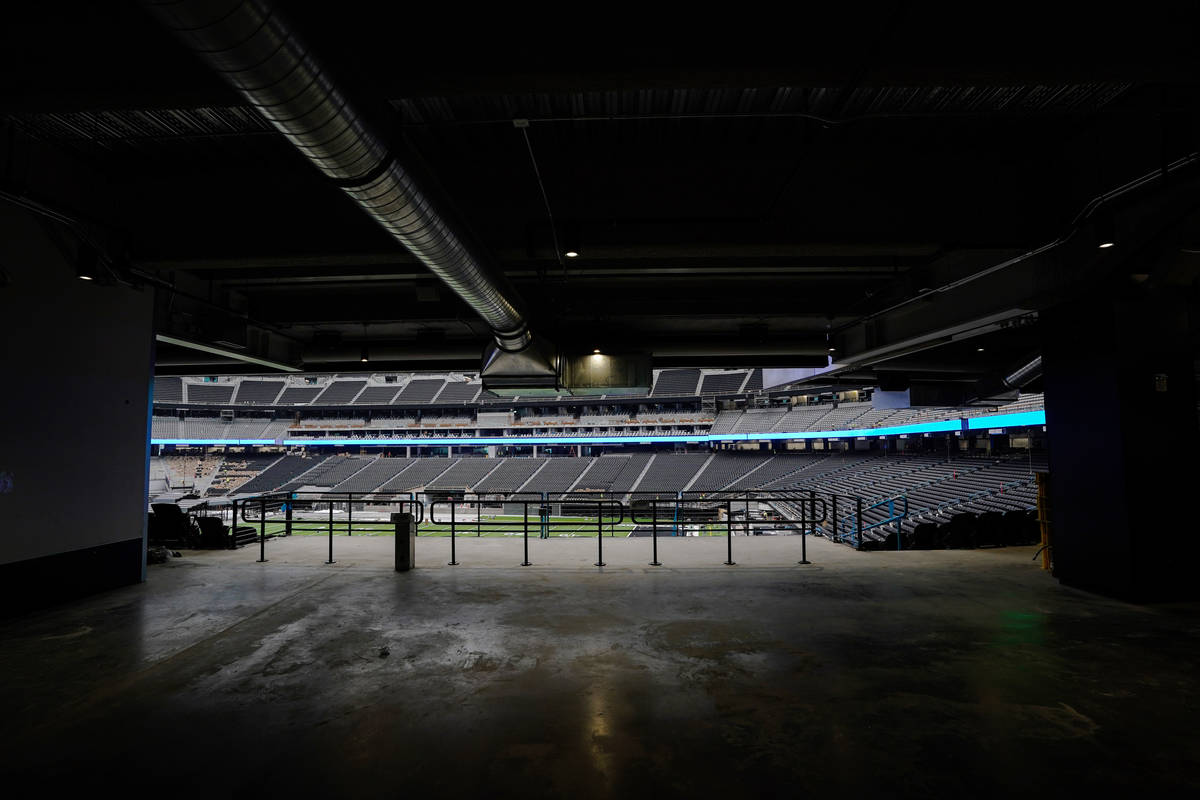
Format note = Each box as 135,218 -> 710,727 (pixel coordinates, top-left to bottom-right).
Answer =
143,0 -> 533,355
1002,355 -> 1042,389
964,354 -> 1043,404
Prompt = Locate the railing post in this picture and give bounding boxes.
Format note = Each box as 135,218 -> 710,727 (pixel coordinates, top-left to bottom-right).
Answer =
892,499 -> 901,551
799,493 -> 810,565
521,501 -> 531,566
856,496 -> 864,549
257,496 -> 267,562
831,494 -> 838,543
594,501 -> 605,567
541,492 -> 549,539
285,500 -> 293,537
649,500 -> 661,566
325,498 -> 335,564
448,501 -> 458,565
230,499 -> 239,550
347,492 -> 353,536
725,500 -> 736,565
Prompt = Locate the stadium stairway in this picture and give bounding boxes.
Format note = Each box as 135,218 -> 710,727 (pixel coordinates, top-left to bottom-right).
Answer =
623,453 -> 658,498
681,453 -> 716,491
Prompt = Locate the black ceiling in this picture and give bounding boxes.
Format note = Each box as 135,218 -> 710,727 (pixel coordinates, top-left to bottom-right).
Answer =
3,3 -> 1199,384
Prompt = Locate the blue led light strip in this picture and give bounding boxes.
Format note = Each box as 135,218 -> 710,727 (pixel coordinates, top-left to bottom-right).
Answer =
152,438 -> 279,446
964,409 -> 1045,431
150,410 -> 1045,447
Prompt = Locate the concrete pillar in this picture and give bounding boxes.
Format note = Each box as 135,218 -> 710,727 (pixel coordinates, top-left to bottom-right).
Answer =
0,205 -> 154,610
1042,288 -> 1199,600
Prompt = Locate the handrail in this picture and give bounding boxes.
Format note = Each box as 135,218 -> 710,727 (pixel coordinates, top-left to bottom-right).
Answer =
910,476 -> 1037,519
861,462 -> 988,505
428,498 -> 625,527
218,486 -> 927,564
238,491 -> 425,525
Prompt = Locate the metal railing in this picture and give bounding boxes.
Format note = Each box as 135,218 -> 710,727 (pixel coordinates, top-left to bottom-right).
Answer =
427,498 -> 625,566
211,486 -> 909,566
234,491 -> 424,564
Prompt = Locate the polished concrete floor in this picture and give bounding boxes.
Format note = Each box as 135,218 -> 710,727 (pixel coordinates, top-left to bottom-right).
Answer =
2,535 -> 1198,798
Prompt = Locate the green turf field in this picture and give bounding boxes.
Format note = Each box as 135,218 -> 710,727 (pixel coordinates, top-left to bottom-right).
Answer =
250,515 -> 636,538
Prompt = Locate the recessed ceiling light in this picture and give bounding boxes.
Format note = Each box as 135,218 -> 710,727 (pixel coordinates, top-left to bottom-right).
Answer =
827,347 -> 836,352
1098,242 -> 1115,249
78,274 -> 94,281
976,347 -> 985,352
593,349 -> 601,354
565,251 -> 579,258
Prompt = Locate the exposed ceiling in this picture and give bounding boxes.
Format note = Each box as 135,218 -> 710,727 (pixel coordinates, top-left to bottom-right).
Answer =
3,3 -> 1199,389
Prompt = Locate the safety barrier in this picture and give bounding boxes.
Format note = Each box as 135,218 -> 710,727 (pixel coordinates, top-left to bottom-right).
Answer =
215,487 -> 907,566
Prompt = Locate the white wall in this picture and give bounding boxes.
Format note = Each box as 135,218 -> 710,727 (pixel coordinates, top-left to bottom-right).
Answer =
0,207 -> 154,567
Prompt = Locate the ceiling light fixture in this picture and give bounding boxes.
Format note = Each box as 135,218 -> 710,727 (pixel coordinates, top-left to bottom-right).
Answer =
76,245 -> 99,281
565,251 -> 579,258
1096,215 -> 1116,249
360,344 -> 369,363
593,348 -> 601,354
976,347 -> 985,352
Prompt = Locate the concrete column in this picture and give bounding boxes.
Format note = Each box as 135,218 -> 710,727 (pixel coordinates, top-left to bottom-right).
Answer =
0,206 -> 154,610
1042,288 -> 1199,600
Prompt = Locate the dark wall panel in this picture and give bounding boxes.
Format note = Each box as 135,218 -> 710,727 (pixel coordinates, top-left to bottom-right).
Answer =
0,207 -> 154,598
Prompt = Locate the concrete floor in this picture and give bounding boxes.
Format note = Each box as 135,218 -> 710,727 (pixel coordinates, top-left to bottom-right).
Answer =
2,535 -> 1199,798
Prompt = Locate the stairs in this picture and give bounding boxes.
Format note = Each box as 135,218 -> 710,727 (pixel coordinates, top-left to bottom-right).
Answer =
682,453 -> 716,491
625,453 -> 658,497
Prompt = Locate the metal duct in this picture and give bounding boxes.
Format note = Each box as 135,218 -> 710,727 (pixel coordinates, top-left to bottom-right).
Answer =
965,354 -> 1043,405
1002,355 -> 1042,390
143,0 -> 532,353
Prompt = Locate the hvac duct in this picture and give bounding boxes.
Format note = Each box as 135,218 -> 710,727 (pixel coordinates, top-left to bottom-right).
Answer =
966,354 -> 1044,405
143,0 -> 533,355
1002,355 -> 1043,390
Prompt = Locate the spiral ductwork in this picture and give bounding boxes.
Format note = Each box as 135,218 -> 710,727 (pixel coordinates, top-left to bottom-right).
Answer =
1002,355 -> 1042,390
144,0 -> 532,352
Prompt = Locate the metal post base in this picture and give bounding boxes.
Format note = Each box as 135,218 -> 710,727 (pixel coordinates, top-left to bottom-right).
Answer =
594,561 -> 606,567
521,561 -> 531,566
649,561 -> 662,566
325,560 -> 336,565
257,559 -> 268,563
724,560 -> 736,566
797,559 -> 811,565
447,561 -> 459,566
